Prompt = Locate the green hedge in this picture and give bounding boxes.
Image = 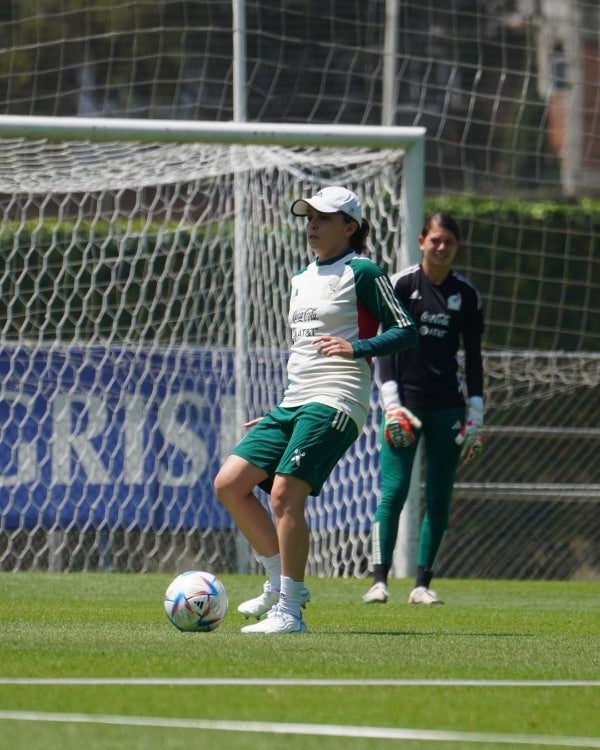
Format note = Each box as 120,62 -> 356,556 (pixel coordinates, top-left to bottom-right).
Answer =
0,219 -> 233,344
1,198 -> 598,350
423,197 -> 600,350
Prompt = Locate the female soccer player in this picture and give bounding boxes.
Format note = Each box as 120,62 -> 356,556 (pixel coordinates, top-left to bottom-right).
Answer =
363,212 -> 485,606
214,185 -> 418,633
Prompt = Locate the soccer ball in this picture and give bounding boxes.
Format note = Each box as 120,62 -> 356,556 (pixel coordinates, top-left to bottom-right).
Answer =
164,570 -> 228,632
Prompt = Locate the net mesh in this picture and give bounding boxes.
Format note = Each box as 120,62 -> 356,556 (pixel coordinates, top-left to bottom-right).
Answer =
0,0 -> 598,582
0,136 -> 408,574
442,352 -> 600,581
0,134 -> 598,579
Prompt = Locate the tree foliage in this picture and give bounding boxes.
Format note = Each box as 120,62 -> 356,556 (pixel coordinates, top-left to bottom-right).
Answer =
0,1 -> 232,117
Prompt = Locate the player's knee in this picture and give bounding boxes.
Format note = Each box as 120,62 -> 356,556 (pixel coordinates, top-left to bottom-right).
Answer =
213,460 -> 240,505
272,474 -> 311,508
213,469 -> 229,504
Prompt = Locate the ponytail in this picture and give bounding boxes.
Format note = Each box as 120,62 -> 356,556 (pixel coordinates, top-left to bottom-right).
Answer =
344,216 -> 370,254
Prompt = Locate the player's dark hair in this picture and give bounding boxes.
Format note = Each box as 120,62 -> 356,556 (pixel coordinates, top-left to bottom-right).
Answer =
421,212 -> 461,243
342,214 -> 370,254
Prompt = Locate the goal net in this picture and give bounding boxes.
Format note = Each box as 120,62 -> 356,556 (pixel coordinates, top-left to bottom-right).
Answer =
438,349 -> 600,581
0,117 -> 425,574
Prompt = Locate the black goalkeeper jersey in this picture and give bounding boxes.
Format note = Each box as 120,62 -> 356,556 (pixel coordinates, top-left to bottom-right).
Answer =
378,263 -> 484,409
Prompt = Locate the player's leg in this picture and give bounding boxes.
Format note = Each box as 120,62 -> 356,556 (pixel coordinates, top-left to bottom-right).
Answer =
271,403 -> 358,600
239,469 -> 313,633
363,420 -> 419,603
215,410 -> 291,619
270,473 -> 312,583
409,406 -> 463,605
242,404 -> 357,633
214,454 -> 278,555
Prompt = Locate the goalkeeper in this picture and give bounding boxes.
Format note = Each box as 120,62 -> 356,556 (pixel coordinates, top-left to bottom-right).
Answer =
363,212 -> 485,606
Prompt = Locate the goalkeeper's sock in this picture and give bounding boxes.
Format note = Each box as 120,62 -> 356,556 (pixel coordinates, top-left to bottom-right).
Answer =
373,563 -> 391,585
258,552 -> 281,593
415,566 -> 433,588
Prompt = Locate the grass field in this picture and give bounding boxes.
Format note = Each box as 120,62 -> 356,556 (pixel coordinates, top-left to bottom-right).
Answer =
1,572 -> 599,749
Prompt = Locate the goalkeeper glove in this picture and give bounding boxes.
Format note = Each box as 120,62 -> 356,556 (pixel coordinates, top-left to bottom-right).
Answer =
379,380 -> 422,448
384,406 -> 422,448
455,396 -> 485,464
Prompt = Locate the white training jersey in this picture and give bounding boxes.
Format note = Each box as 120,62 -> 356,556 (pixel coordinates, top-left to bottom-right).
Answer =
280,249 -> 416,432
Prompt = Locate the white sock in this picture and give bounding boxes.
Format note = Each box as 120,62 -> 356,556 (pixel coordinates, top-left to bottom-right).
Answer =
258,553 -> 281,592
278,575 -> 304,618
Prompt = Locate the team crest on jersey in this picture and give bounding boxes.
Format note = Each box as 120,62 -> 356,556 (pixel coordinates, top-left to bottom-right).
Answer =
447,293 -> 462,311
322,278 -> 340,299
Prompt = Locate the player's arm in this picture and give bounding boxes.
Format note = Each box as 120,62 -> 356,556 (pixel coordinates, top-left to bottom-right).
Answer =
350,262 -> 420,447
350,261 -> 418,358
455,288 -> 485,464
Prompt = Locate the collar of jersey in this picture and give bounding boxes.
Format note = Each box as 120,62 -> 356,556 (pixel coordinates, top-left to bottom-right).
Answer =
315,247 -> 355,266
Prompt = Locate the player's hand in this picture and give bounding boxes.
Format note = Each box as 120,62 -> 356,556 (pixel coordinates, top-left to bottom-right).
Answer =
384,407 -> 422,448
455,426 -> 485,464
315,336 -> 354,358
244,417 -> 263,429
455,397 -> 484,464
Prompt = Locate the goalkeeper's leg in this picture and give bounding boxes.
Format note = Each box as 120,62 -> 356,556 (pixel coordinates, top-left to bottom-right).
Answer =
363,422 -> 418,603
410,407 -> 463,604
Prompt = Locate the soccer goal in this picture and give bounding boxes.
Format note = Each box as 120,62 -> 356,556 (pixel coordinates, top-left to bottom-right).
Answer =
0,115 -> 425,574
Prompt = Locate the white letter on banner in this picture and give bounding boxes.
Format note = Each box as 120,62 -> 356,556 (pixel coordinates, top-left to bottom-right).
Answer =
123,395 -> 145,484
52,394 -> 111,484
218,394 -> 237,463
0,392 -> 38,485
157,393 -> 207,486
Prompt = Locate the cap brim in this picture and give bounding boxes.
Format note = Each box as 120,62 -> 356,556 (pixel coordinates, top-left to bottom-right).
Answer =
290,198 -> 310,216
291,196 -> 339,217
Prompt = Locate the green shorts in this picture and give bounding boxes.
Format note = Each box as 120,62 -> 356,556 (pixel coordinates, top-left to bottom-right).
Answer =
231,403 -> 359,496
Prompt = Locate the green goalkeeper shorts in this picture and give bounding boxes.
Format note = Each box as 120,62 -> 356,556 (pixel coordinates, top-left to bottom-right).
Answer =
231,403 -> 358,496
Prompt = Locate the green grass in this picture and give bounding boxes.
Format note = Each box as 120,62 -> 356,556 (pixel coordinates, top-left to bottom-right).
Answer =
1,573 -> 599,749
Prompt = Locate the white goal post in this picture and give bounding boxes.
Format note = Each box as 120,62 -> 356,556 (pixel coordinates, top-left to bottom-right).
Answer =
0,116 -> 425,575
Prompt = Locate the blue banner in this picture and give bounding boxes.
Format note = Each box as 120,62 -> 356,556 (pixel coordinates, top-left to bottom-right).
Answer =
0,346 -> 379,533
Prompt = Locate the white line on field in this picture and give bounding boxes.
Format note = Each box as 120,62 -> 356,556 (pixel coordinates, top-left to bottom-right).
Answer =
0,677 -> 598,687
0,710 -> 599,748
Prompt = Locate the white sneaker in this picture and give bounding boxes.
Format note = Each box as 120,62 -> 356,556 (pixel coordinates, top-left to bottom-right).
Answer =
241,606 -> 308,634
362,581 -> 389,603
237,581 -> 311,619
408,586 -> 444,605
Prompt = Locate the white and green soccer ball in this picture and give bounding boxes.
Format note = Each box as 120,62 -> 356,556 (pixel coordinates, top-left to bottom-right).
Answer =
164,570 -> 228,632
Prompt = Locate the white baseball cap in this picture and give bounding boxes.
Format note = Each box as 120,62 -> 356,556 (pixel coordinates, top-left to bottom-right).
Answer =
291,186 -> 363,224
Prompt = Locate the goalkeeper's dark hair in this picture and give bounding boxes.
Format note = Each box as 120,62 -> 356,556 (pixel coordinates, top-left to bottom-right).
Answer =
421,212 -> 460,243
341,213 -> 370,254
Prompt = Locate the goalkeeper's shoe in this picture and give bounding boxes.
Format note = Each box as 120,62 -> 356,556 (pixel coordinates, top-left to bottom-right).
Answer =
240,605 -> 308,634
362,581 -> 389,604
237,581 -> 310,619
408,586 -> 444,605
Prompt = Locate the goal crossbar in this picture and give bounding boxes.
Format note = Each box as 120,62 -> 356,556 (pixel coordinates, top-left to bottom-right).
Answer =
0,114 -> 426,149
